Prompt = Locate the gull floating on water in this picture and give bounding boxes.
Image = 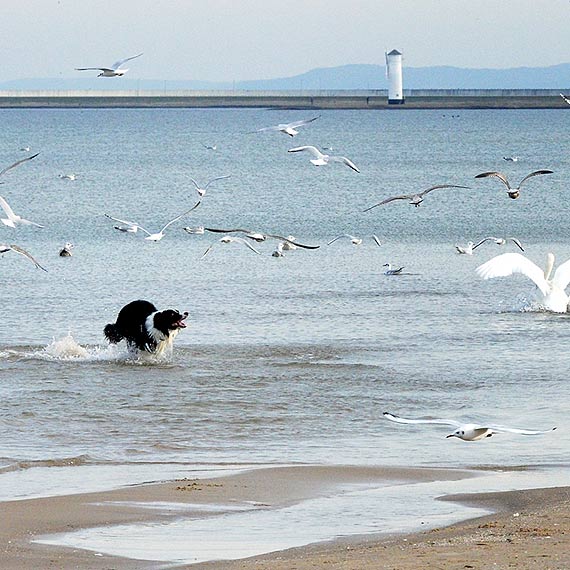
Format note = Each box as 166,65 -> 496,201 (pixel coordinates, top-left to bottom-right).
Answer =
502,156 -> 519,162
327,234 -> 382,247
476,252 -> 570,313
455,236 -> 524,255
201,236 -> 261,258
256,116 -> 320,137
202,143 -> 217,151
383,411 -> 556,442
0,196 -> 44,228
0,243 -> 47,271
288,146 -> 360,173
188,175 -> 231,197
204,227 -> 320,250
75,53 -> 143,77
383,263 -> 404,275
58,173 -> 77,181
364,184 -> 470,211
474,170 -> 553,199
59,242 -> 74,257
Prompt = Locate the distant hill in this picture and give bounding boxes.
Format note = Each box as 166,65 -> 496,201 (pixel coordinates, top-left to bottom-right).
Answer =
2,63 -> 570,91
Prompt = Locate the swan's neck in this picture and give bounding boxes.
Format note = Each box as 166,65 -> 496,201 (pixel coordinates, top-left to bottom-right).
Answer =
544,253 -> 555,281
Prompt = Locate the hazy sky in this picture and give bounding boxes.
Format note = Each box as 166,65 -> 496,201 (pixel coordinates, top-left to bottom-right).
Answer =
2,0 -> 569,81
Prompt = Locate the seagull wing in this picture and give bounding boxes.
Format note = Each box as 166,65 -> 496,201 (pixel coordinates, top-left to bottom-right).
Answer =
75,67 -> 113,72
264,233 -> 320,249
288,146 -> 325,159
518,170 -> 554,187
507,237 -> 525,252
475,253 -> 550,296
472,237 -> 500,250
331,156 -> 360,173
552,258 -> 570,291
0,153 -> 40,177
363,195 -> 411,211
561,93 -> 570,105
111,53 -> 143,70
486,424 -> 557,436
200,243 -> 216,258
159,201 -> 201,233
327,234 -> 350,245
204,227 -> 252,235
287,116 -> 321,128
475,171 -> 511,190
418,184 -> 470,197
371,235 -> 382,246
203,174 -> 232,190
0,195 -> 17,219
2,244 -> 47,271
188,177 -> 201,191
235,237 -> 261,254
104,214 -> 139,227
383,412 -> 461,427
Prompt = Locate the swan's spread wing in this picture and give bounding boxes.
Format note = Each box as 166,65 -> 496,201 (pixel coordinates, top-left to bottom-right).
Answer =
419,184 -> 470,197
0,195 -> 16,218
288,146 -> 324,159
476,253 -> 550,296
0,153 -> 40,177
552,258 -> 570,291
159,201 -> 201,233
287,116 -> 320,128
363,195 -> 411,211
518,169 -> 554,187
383,412 -> 461,427
204,174 -> 231,189
0,244 -> 47,271
111,53 -> 143,70
487,424 -> 557,436
475,171 -> 511,189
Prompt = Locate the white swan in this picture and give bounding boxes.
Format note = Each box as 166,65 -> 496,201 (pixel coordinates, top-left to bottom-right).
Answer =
476,252 -> 570,313
383,412 -> 556,442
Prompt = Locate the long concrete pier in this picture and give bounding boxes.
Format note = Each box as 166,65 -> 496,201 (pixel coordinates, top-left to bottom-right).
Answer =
0,89 -> 567,109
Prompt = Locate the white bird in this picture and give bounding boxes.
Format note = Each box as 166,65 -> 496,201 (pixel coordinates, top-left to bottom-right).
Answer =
59,242 -> 74,257
139,202 -> 201,242
327,234 -> 382,247
383,412 -> 556,442
272,242 -> 285,257
202,143 -> 217,150
188,175 -> 231,197
203,227 -> 320,250
104,214 -> 141,233
288,146 -> 360,173
0,243 -> 47,271
560,93 -> 570,106
20,146 -> 31,152
0,153 -> 39,180
58,173 -> 77,181
256,116 -> 320,137
502,156 -> 519,162
75,53 -> 143,77
183,226 -> 205,235
476,252 -> 570,313
455,236 -> 524,255
0,196 -> 44,228
474,170 -> 553,199
201,236 -> 261,258
383,263 -> 404,275
364,184 -> 470,211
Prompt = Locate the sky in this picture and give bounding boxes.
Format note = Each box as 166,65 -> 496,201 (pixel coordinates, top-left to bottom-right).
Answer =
1,0 -> 570,81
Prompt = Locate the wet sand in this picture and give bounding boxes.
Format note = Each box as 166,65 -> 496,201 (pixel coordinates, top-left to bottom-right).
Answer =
1,465 -> 569,569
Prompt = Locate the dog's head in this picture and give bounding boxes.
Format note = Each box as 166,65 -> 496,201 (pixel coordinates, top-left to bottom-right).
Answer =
152,309 -> 189,336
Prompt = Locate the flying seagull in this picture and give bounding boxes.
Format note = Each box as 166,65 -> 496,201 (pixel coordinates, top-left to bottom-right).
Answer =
256,116 -> 320,137
327,234 -> 382,247
288,146 -> 360,173
364,184 -> 470,211
474,170 -> 553,199
203,227 -> 320,250
383,411 -> 556,442
188,175 -> 231,197
0,195 -> 44,228
75,53 -> 143,77
139,202 -> 201,241
104,214 -> 141,233
455,236 -> 524,255
0,243 -> 47,271
201,236 -> 262,259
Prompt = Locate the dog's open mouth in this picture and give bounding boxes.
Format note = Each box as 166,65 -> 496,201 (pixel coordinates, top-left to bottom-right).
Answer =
173,311 -> 189,329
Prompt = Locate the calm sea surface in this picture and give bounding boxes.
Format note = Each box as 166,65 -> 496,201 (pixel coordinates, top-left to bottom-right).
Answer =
1,107 -> 570,560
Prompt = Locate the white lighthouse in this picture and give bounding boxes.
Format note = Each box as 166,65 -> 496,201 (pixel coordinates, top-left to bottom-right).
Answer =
386,49 -> 404,104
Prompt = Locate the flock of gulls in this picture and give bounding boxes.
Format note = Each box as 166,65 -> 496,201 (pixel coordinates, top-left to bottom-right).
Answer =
1,69 -> 567,441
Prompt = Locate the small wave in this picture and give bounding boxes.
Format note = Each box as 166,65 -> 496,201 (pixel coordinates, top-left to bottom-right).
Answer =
0,454 -> 93,473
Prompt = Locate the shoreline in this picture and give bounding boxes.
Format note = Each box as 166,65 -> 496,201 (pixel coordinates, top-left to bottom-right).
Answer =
1,464 -> 570,569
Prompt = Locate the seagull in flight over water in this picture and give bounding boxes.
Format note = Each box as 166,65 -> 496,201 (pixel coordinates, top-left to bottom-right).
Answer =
474,170 -> 553,199
455,236 -> 524,255
0,196 -> 44,228
364,184 -> 469,211
75,53 -> 143,77
383,411 -> 556,441
188,175 -> 231,197
203,227 -> 320,250
327,234 -> 382,247
288,146 -> 360,172
0,153 -> 39,182
0,243 -> 47,271
201,236 -> 261,258
256,116 -> 320,137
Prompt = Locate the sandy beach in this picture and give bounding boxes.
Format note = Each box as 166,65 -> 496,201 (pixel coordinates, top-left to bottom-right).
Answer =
1,465 -> 570,569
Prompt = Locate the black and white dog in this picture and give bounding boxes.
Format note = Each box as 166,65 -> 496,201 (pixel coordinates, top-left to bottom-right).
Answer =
104,300 -> 188,355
